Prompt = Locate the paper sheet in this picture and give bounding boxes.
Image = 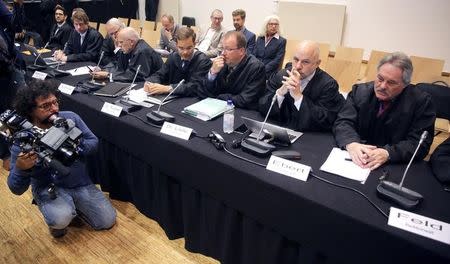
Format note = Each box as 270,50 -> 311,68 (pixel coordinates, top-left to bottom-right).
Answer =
320,147 -> 370,182
66,66 -> 92,76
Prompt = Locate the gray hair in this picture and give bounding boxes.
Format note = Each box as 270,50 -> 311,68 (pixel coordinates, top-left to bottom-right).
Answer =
259,15 -> 282,37
120,27 -> 140,41
377,52 -> 413,85
106,18 -> 126,29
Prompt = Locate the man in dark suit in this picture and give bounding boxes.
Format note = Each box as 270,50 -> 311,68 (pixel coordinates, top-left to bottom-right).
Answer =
91,27 -> 162,82
333,52 -> 436,170
144,27 -> 211,97
232,9 -> 255,55
259,40 -> 345,132
254,15 -> 286,79
199,31 -> 265,109
54,10 -> 103,62
47,5 -> 73,50
100,17 -> 125,66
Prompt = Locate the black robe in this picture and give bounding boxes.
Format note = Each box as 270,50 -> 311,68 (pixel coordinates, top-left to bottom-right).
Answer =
47,22 -> 73,50
112,39 -> 162,82
430,137 -> 450,183
259,66 -> 344,132
65,27 -> 103,62
147,51 -> 211,97
333,82 -> 436,163
100,36 -> 120,66
200,54 -> 265,109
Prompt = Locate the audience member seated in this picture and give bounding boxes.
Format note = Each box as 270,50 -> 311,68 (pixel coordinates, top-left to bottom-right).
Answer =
155,14 -> 179,57
91,27 -> 162,82
144,27 -> 211,97
333,52 -> 436,170
430,137 -> 450,184
232,9 -> 255,55
53,9 -> 103,62
259,40 -> 344,132
47,5 -> 73,50
100,18 -> 125,66
199,31 -> 265,109
254,15 -> 286,79
195,9 -> 226,58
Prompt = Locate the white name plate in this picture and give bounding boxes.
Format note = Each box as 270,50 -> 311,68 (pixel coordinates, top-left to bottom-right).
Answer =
58,83 -> 75,95
388,207 -> 450,245
32,71 -> 47,80
101,102 -> 122,117
160,122 -> 192,140
266,155 -> 311,182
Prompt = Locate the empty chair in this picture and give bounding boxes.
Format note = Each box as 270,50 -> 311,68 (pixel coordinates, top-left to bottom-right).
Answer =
155,22 -> 162,33
334,46 -> 364,62
282,39 -> 301,68
129,19 -> 143,32
182,16 -> 195,27
416,81 -> 450,134
141,29 -> 160,47
410,56 -> 445,84
98,23 -> 107,37
118,17 -> 129,27
363,50 -> 390,82
318,42 -> 330,69
325,59 -> 361,94
89,21 -> 98,30
142,20 -> 156,31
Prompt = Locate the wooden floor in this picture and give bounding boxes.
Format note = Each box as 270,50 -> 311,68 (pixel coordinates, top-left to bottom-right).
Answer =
0,164 -> 218,264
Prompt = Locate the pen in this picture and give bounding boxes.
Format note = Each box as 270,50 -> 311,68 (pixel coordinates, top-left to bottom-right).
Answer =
345,158 -> 352,161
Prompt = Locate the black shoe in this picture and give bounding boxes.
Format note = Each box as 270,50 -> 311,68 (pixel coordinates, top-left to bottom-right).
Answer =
49,227 -> 67,238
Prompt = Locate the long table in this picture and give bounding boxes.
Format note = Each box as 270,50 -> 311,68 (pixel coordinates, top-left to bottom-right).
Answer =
32,63 -> 450,263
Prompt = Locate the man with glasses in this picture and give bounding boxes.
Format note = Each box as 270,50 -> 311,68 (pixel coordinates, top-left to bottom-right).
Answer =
7,80 -> 116,238
100,18 -> 125,66
144,27 -> 211,97
195,9 -> 226,58
333,52 -> 435,170
91,27 -> 162,82
259,40 -> 344,132
199,31 -> 265,109
47,5 -> 73,50
254,15 -> 286,79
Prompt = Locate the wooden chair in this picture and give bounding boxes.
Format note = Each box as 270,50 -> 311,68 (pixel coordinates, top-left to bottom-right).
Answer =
410,56 -> 445,84
141,29 -> 160,47
363,50 -> 390,82
98,23 -> 107,37
118,17 -> 129,27
282,39 -> 301,68
142,20 -> 156,31
89,21 -> 98,30
129,19 -> 142,31
155,22 -> 163,33
334,46 -> 364,62
325,59 -> 361,94
318,42 -> 330,69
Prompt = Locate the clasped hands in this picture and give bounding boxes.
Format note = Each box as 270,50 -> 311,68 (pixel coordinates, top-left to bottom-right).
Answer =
276,68 -> 303,101
346,142 -> 389,170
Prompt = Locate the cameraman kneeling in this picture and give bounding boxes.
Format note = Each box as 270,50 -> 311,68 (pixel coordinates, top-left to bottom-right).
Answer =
7,80 -> 116,238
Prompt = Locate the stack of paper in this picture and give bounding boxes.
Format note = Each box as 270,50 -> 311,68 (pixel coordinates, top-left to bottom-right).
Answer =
182,98 -> 229,121
320,147 -> 370,183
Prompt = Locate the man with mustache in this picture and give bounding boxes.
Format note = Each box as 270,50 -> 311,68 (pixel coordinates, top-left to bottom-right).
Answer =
333,52 -> 436,170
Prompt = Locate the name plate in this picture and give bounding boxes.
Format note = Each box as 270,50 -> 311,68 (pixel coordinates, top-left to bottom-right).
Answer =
388,207 -> 450,245
58,83 -> 75,95
101,102 -> 122,117
32,71 -> 47,80
266,155 -> 311,181
160,121 -> 192,140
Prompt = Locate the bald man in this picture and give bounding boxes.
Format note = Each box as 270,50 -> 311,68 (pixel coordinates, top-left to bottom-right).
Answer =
92,27 -> 162,82
258,40 -> 344,131
100,18 -> 125,66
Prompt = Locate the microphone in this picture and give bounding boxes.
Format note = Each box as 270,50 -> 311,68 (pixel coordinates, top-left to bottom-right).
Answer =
113,65 -> 143,113
90,51 -> 105,83
146,79 -> 185,125
376,131 -> 428,209
241,94 -> 277,157
116,64 -> 141,97
33,42 -> 50,66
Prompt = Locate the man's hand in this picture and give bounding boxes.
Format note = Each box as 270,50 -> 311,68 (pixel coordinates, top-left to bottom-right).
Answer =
282,69 -> 303,101
91,71 -> 109,80
53,50 -> 67,62
363,148 -> 389,170
144,82 -> 171,95
210,56 -> 225,75
163,29 -> 172,41
15,152 -> 37,171
346,142 -> 376,168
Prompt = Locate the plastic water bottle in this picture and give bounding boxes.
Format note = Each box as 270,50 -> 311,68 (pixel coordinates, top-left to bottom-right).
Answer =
223,100 -> 234,134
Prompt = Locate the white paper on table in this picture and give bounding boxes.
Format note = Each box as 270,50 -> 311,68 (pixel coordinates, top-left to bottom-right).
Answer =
320,147 -> 370,183
66,66 -> 92,76
128,88 -> 148,103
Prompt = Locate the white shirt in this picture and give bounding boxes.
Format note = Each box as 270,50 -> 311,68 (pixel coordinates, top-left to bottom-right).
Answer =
277,70 -> 316,110
197,28 -> 215,52
80,31 -> 87,46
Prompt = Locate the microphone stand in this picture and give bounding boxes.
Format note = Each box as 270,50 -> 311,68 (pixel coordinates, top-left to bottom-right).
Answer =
90,51 -> 105,83
113,65 -> 143,113
27,42 -> 49,71
116,64 -> 141,97
240,94 -> 277,157
376,131 -> 428,209
146,79 -> 185,124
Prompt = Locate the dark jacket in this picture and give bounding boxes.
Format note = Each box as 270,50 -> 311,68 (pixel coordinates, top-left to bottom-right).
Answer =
48,22 -> 73,50
242,28 -> 256,55
65,27 -> 103,62
430,137 -> 450,183
333,82 -> 436,163
259,66 -> 344,132
101,36 -> 120,66
147,51 -> 211,97
254,35 -> 286,79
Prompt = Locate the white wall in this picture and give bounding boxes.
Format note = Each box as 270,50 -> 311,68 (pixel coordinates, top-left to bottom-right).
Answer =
172,0 -> 450,72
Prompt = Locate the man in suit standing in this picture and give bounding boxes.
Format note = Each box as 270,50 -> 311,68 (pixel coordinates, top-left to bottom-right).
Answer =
195,9 -> 227,58
232,9 -> 255,55
47,5 -> 73,50
54,9 -> 103,62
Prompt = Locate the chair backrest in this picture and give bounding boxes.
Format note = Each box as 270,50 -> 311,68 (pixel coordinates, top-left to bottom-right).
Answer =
318,42 -> 330,69
143,20 -> 156,31
118,17 -> 129,27
334,46 -> 364,62
129,19 -> 142,32
416,82 -> 450,133
98,23 -> 107,37
410,56 -> 445,84
155,22 -> 163,33
282,39 -> 301,68
141,29 -> 160,47
89,21 -> 99,30
182,17 -> 196,27
365,50 -> 390,81
325,59 -> 361,94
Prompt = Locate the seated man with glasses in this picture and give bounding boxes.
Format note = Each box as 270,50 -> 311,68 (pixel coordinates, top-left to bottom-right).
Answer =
7,80 -> 116,238
199,31 -> 265,109
47,5 -> 73,51
144,27 -> 211,97
100,18 -> 125,66
91,27 -> 162,82
195,9 -> 227,58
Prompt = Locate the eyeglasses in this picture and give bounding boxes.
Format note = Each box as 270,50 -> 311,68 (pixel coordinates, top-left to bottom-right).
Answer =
223,47 -> 241,53
211,16 -> 223,21
268,23 -> 279,26
36,99 -> 59,111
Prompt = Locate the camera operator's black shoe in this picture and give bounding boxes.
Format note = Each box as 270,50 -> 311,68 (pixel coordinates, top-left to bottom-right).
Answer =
49,227 -> 67,238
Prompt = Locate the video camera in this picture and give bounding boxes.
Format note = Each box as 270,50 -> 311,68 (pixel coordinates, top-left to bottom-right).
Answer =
0,110 -> 83,176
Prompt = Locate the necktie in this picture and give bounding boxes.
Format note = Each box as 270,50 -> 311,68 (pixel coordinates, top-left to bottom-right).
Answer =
377,101 -> 391,117
80,34 -> 85,46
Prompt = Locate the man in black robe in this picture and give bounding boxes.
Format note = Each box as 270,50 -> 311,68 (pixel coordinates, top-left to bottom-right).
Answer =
259,40 -> 344,132
144,27 -> 211,97
100,18 -> 125,67
53,9 -> 102,62
199,31 -> 265,109
91,27 -> 162,82
430,138 -> 450,184
47,5 -> 73,50
333,52 -> 435,170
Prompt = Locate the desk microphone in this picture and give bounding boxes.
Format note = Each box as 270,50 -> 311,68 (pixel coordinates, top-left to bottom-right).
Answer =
90,51 -> 105,83
376,131 -> 428,209
116,64 -> 141,97
113,65 -> 143,112
33,42 -> 49,66
241,94 -> 276,157
27,42 -> 50,71
146,79 -> 185,125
